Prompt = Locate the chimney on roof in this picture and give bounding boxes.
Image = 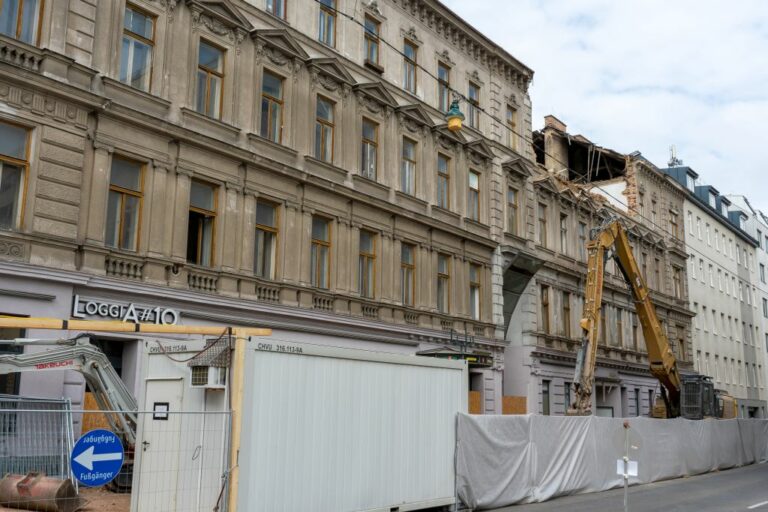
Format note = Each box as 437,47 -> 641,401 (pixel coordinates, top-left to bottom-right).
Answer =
544,115 -> 567,132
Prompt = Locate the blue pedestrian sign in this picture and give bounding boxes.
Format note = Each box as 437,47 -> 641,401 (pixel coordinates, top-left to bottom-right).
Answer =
71,429 -> 125,487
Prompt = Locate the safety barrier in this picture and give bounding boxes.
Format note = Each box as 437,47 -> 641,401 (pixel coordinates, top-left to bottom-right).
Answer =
456,413 -> 768,510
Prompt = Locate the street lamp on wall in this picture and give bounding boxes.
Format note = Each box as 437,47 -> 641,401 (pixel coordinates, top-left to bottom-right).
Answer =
445,98 -> 465,133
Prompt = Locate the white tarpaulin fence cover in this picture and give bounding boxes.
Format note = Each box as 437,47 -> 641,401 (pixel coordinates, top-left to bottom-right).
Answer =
456,413 -> 768,510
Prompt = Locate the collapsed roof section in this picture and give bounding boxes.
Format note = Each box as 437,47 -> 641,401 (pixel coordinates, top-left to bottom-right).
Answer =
533,115 -> 628,183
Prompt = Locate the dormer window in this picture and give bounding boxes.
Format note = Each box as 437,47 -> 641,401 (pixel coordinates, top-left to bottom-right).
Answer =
708,192 -> 716,208
721,203 -> 728,217
686,173 -> 695,191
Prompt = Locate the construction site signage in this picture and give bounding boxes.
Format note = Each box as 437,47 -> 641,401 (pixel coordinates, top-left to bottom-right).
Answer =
71,294 -> 180,324
71,429 -> 125,487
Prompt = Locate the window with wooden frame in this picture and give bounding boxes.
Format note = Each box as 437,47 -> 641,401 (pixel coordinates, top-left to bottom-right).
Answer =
469,263 -> 481,320
105,156 -> 143,251
578,221 -> 587,261
468,171 -> 480,221
468,82 -> 480,129
562,291 -> 571,338
400,243 -> 415,306
669,210 -> 678,238
616,309 -> 624,347
438,62 -> 451,112
363,16 -> 380,68
358,230 -> 376,298
403,39 -> 417,93
0,0 -> 42,44
196,40 -> 225,119
0,121 -> 28,231
254,201 -> 278,280
506,105 -> 517,149
311,216 -> 331,289
437,253 -> 450,314
437,154 -> 450,209
559,213 -> 568,255
540,284 -> 550,333
266,0 -> 286,19
314,96 -> 334,162
507,187 -> 518,235
120,5 -> 155,92
542,379 -> 550,415
360,118 -> 378,180
400,137 -> 416,195
260,70 -> 284,144
318,0 -> 336,47
537,203 -> 548,247
632,314 -> 639,351
187,180 -> 217,266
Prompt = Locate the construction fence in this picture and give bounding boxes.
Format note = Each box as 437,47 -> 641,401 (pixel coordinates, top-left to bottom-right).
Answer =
456,413 -> 768,510
0,404 -> 230,512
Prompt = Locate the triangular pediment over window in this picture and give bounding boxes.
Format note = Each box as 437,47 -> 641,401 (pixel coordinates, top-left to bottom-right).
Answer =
187,0 -> 253,32
432,124 -> 466,148
251,29 -> 309,61
465,139 -> 495,163
502,156 -> 532,179
396,104 -> 435,127
354,82 -> 398,109
307,58 -> 356,87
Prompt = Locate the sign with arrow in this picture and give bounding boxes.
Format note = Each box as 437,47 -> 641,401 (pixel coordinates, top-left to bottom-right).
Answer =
71,429 -> 125,487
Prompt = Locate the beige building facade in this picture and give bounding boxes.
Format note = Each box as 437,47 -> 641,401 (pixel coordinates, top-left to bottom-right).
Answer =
501,116 -> 695,417
0,0 -> 535,413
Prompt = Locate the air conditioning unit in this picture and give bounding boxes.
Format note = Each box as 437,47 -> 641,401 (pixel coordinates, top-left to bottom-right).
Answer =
190,366 -> 227,389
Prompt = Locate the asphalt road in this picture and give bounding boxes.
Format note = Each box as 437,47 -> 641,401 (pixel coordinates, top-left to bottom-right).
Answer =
490,462 -> 768,512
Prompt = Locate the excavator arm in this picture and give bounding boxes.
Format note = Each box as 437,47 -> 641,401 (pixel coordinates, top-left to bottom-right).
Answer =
0,336 -> 138,445
568,220 -> 682,417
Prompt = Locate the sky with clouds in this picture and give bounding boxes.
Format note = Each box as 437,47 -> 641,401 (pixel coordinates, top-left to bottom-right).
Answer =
442,0 -> 768,212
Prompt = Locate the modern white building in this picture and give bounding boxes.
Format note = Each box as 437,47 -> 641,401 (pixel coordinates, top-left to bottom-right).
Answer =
726,195 -> 768,404
663,167 -> 766,418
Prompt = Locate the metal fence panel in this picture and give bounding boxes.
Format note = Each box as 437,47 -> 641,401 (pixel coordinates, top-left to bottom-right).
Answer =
0,395 -> 75,482
0,405 -> 230,512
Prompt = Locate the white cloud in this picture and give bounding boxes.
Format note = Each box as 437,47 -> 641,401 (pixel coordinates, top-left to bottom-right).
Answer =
443,0 -> 768,211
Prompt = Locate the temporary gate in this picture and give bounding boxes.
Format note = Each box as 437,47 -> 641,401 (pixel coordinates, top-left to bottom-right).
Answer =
237,340 -> 468,512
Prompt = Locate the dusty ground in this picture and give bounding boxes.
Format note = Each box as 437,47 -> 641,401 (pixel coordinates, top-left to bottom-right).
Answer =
0,487 -> 129,512
78,487 -> 130,512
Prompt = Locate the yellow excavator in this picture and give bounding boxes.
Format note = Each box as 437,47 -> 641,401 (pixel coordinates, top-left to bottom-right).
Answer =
567,219 -> 736,419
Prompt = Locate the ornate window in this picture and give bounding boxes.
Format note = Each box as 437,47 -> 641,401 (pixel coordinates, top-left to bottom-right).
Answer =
318,0 -> 336,47
364,16 -> 380,66
468,82 -> 480,129
311,216 -> 331,289
0,0 -> 42,44
437,254 -> 450,314
360,118 -> 378,180
469,264 -> 481,320
401,137 -> 416,195
358,231 -> 376,298
0,121 -> 28,230
266,0 -> 286,19
403,40 -> 417,93
120,5 -> 155,92
106,157 -> 143,251
507,188 -> 518,235
315,96 -> 334,162
196,41 -> 225,119
187,181 -> 217,266
254,201 -> 278,279
437,154 -> 450,209
260,71 -> 284,143
401,244 -> 415,306
468,171 -> 480,221
438,62 -> 450,112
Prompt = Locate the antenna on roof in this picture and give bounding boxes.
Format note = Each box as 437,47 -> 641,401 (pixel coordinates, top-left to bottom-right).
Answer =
668,145 -> 683,167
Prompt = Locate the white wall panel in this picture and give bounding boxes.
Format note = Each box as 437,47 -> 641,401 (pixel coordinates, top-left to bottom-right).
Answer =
238,339 -> 467,512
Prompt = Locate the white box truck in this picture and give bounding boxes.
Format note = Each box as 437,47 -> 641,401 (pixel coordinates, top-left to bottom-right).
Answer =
237,339 -> 468,512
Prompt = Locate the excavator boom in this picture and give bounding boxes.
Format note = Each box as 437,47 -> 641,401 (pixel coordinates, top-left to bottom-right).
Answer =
568,219 -> 682,417
0,336 -> 137,445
